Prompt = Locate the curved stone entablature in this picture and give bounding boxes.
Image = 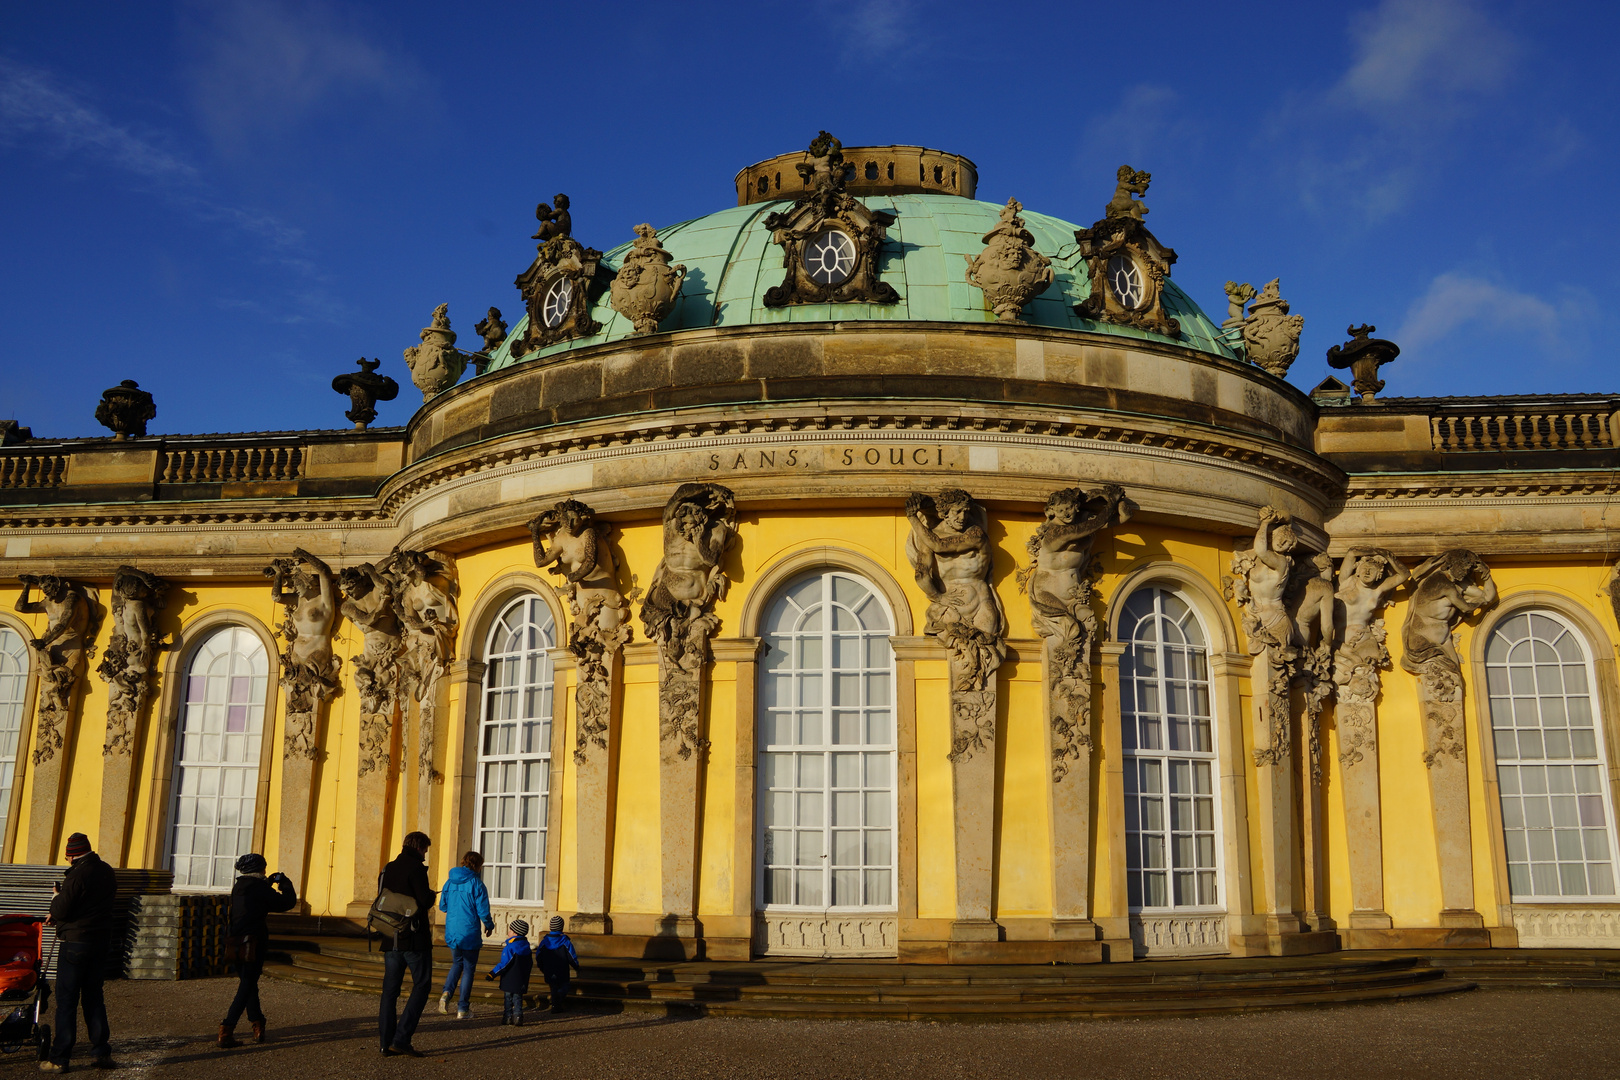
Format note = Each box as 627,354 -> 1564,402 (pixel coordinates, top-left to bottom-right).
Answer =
735,144 -> 979,206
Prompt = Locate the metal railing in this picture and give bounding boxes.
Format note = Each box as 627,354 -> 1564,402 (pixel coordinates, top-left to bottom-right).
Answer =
1430,410 -> 1614,452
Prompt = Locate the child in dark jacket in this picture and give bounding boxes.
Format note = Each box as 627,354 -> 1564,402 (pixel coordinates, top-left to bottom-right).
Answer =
486,919 -> 533,1025
535,916 -> 581,1011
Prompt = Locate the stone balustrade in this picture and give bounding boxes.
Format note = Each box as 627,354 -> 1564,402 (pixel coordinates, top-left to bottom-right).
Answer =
161,442 -> 304,484
0,450 -> 68,488
1430,409 -> 1615,452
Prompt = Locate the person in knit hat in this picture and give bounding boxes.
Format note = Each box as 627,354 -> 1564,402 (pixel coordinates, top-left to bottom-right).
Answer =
43,831 -> 117,1071
485,919 -> 533,1025
535,915 -> 581,1012
217,853 -> 297,1048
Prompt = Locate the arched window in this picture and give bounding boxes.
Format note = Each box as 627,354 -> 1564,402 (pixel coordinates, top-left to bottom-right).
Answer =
475,595 -> 556,904
758,571 -> 896,912
168,626 -> 269,890
1120,587 -> 1220,913
0,628 -> 28,843
1486,611 -> 1619,899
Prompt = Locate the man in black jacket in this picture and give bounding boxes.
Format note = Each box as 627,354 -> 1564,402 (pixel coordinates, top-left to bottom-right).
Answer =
44,831 -> 117,1072
218,853 -> 298,1048
378,831 -> 435,1057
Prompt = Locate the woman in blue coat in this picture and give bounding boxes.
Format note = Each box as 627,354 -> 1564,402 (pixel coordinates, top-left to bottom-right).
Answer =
436,851 -> 494,1019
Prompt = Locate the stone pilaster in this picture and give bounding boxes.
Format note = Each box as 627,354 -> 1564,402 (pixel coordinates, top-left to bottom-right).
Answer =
1095,641 -> 1133,959
1338,696 -> 1393,938
571,649 -> 619,935
25,675 -> 81,863
1044,637 -> 1093,938
657,651 -> 705,940
1417,678 -> 1484,928
723,638 -> 763,942
347,694 -> 403,917
1251,646 -> 1306,945
949,682 -> 998,941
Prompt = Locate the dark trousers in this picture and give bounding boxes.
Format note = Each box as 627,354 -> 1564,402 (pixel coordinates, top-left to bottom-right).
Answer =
546,974 -> 571,1009
379,949 -> 431,1051
224,958 -> 265,1028
503,991 -> 524,1022
51,939 -> 111,1065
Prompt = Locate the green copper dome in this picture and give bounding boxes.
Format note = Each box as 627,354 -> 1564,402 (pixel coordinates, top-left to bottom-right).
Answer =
484,194 -> 1235,374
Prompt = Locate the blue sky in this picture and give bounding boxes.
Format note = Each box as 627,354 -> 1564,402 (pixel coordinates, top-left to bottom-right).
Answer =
2,0 -> 1615,438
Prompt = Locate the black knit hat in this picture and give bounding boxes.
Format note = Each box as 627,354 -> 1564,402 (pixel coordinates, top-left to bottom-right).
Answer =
234,853 -> 267,874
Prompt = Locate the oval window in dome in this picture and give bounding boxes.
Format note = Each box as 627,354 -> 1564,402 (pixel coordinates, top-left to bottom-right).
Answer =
1107,255 -> 1144,309
541,277 -> 573,328
803,230 -> 857,287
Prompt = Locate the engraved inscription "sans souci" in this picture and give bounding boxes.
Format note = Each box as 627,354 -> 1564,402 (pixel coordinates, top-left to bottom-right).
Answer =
707,446 -> 954,472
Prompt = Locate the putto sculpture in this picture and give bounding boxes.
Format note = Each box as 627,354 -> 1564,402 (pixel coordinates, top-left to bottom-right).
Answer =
331,358 -> 399,430
762,132 -> 900,308
905,489 -> 1006,762
473,307 -> 509,358
1075,165 -> 1180,338
1223,278 -> 1305,377
265,549 -> 342,759
965,198 -> 1053,323
641,484 -> 737,759
94,380 -> 156,440
1327,324 -> 1401,403
95,565 -> 168,756
513,193 -> 606,354
1019,484 -> 1134,780
532,194 -> 572,244
609,224 -> 687,335
531,499 -> 634,763
338,563 -> 404,776
14,575 -> 93,765
402,303 -> 471,401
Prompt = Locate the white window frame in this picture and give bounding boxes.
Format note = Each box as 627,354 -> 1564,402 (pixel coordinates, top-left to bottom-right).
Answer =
165,626 -> 269,893
756,569 -> 898,916
1486,608 -> 1620,903
473,594 -> 556,906
1120,585 -> 1224,916
0,628 -> 29,847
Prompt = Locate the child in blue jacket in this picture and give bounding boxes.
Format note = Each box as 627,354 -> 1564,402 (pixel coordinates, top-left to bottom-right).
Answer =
535,916 -> 581,1011
484,919 -> 533,1025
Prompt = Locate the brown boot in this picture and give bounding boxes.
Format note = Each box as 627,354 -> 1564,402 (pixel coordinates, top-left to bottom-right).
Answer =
218,1024 -> 240,1048
250,1021 -> 265,1044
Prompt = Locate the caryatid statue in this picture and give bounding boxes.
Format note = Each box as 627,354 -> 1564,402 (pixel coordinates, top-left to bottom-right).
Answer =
265,549 -> 342,759
1332,549 -> 1412,764
338,563 -> 403,776
15,575 -> 92,764
95,565 -> 168,756
1401,549 -> 1497,766
640,483 -> 738,759
1020,484 -> 1135,780
531,499 -> 633,763
381,549 -> 459,782
905,489 -> 1007,762
1225,506 -> 1299,766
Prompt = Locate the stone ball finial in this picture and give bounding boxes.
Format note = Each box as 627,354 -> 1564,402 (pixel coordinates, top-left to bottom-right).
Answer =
94,379 -> 156,440
332,358 -> 400,430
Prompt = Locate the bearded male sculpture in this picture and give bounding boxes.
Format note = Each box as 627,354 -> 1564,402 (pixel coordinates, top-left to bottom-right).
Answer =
96,565 -> 168,756
339,564 -> 403,776
1401,550 -> 1497,766
379,549 -> 459,784
265,549 -> 341,759
15,575 -> 93,765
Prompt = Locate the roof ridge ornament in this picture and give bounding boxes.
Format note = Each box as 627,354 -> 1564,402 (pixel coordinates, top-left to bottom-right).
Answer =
965,197 -> 1053,322
1223,278 -> 1304,377
332,358 -> 400,430
512,192 -> 607,356
609,224 -> 687,335
761,132 -> 899,308
402,304 -> 471,401
1073,165 -> 1181,339
1327,324 -> 1400,404
95,380 -> 156,440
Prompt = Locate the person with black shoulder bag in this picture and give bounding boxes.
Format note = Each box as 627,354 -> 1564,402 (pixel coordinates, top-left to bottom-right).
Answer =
376,832 -> 435,1058
218,853 -> 297,1048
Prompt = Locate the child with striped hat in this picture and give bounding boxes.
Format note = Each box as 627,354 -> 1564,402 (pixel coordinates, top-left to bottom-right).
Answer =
485,919 -> 533,1025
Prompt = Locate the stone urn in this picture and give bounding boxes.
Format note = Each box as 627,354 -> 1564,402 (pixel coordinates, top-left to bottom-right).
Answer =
609,225 -> 687,335
332,358 -> 400,429
94,380 -> 156,440
1327,324 -> 1400,403
965,198 -> 1053,322
402,303 -> 470,401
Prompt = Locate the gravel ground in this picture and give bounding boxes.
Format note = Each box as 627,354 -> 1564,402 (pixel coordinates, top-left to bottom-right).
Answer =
1,979 -> 1615,1079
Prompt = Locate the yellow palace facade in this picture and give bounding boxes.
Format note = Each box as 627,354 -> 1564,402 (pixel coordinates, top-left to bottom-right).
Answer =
3,137 -> 1619,963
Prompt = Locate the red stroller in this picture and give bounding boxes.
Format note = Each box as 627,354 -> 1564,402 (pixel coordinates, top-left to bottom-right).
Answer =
0,916 -> 51,1060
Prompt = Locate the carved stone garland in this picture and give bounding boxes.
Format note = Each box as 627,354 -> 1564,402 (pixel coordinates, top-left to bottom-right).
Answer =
640,482 -> 737,932
965,198 -> 1053,323
338,561 -> 404,916
383,549 -> 459,830
1400,549 -> 1496,927
905,488 -> 1006,940
762,132 -> 899,308
1074,165 -> 1181,338
15,575 -> 93,863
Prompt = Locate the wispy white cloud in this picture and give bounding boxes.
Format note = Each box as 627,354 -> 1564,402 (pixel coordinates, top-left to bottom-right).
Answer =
1335,0 -> 1516,120
0,62 -> 196,181
818,0 -> 929,64
180,0 -> 426,156
1082,84 -> 1201,177
1396,272 -> 1591,355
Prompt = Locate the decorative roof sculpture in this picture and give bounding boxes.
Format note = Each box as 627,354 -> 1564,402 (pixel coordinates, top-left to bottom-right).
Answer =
965,197 -> 1053,322
1224,278 -> 1305,377
609,224 -> 687,335
332,358 -> 399,430
402,304 -> 471,401
512,192 -> 607,355
95,380 -> 156,440
1327,324 -> 1400,403
1074,165 -> 1181,339
761,132 -> 900,308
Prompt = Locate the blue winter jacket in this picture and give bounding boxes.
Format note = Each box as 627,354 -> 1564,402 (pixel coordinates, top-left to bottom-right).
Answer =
490,935 -> 533,994
536,931 -> 580,982
437,866 -> 494,950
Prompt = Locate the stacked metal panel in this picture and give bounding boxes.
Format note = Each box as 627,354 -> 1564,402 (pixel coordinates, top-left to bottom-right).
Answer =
0,865 -> 173,978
